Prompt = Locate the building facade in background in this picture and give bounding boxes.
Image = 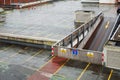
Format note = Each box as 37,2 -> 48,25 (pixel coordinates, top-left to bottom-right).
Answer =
0,0 -> 38,5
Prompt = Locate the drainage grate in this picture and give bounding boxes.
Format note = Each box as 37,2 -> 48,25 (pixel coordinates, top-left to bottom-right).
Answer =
50,74 -> 68,80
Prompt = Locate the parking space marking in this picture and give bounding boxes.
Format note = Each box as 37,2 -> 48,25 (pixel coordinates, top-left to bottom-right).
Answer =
9,47 -> 29,57
108,69 -> 113,80
0,45 -> 14,62
0,45 -> 14,52
28,56 -> 68,80
23,49 -> 44,63
0,46 -> 29,63
36,56 -> 68,72
77,63 -> 91,80
53,59 -> 69,75
0,58 -> 10,64
37,56 -> 55,71
23,65 -> 38,71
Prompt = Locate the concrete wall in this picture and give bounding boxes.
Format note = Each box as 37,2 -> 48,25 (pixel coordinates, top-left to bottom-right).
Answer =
104,45 -> 120,70
53,46 -> 102,65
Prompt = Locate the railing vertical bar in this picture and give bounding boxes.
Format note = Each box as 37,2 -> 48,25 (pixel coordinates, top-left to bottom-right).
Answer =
63,40 -> 65,46
71,34 -> 73,47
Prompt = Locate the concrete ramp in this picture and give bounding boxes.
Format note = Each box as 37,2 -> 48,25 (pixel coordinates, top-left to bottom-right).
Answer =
53,12 -> 103,65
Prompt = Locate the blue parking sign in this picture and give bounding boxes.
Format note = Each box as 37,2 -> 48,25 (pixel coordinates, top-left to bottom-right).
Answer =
72,50 -> 78,55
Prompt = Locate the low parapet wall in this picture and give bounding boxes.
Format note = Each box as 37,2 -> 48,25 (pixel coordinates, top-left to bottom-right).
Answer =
103,44 -> 120,70
0,33 -> 56,49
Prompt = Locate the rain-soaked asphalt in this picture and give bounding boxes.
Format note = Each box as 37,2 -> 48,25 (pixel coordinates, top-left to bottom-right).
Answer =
0,43 -> 52,80
0,0 -> 120,80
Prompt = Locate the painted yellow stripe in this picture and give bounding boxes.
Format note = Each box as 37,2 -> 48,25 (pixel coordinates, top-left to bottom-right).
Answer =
3,45 -> 15,51
53,59 -> 69,75
0,61 -> 8,64
105,21 -> 110,29
77,63 -> 91,80
23,49 -> 43,63
10,47 -> 29,57
108,69 -> 113,80
9,51 -> 21,57
37,56 -> 55,71
0,45 -> 15,62
23,65 -> 38,71
2,47 -> 29,62
0,46 -> 29,64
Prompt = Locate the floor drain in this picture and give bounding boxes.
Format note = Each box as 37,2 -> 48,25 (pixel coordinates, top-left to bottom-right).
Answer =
50,74 -> 68,80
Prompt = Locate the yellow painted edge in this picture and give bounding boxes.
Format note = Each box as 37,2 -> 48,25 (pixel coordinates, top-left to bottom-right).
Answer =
2,46 -> 29,62
108,69 -> 113,80
0,45 -> 14,52
105,21 -> 110,29
37,56 -> 55,71
10,52 -> 19,57
10,47 -> 29,57
53,59 -> 69,75
77,63 -> 91,80
0,45 -> 15,62
23,49 -> 43,63
0,60 -> 9,64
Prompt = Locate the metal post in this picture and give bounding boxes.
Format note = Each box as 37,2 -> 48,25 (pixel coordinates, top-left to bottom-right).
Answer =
71,34 -> 73,47
63,40 -> 65,46
82,27 -> 85,38
77,30 -> 79,44
87,23 -> 89,32
91,19 -> 95,27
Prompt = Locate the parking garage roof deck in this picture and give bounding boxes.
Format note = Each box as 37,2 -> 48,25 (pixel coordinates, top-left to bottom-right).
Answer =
0,1 -> 120,80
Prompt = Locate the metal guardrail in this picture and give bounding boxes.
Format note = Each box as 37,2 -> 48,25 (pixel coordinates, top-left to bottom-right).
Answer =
54,12 -> 103,48
52,12 -> 103,65
109,14 -> 120,40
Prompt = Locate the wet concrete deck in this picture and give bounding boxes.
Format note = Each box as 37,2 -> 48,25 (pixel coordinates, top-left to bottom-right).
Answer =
0,0 -> 117,41
0,0 -> 120,80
